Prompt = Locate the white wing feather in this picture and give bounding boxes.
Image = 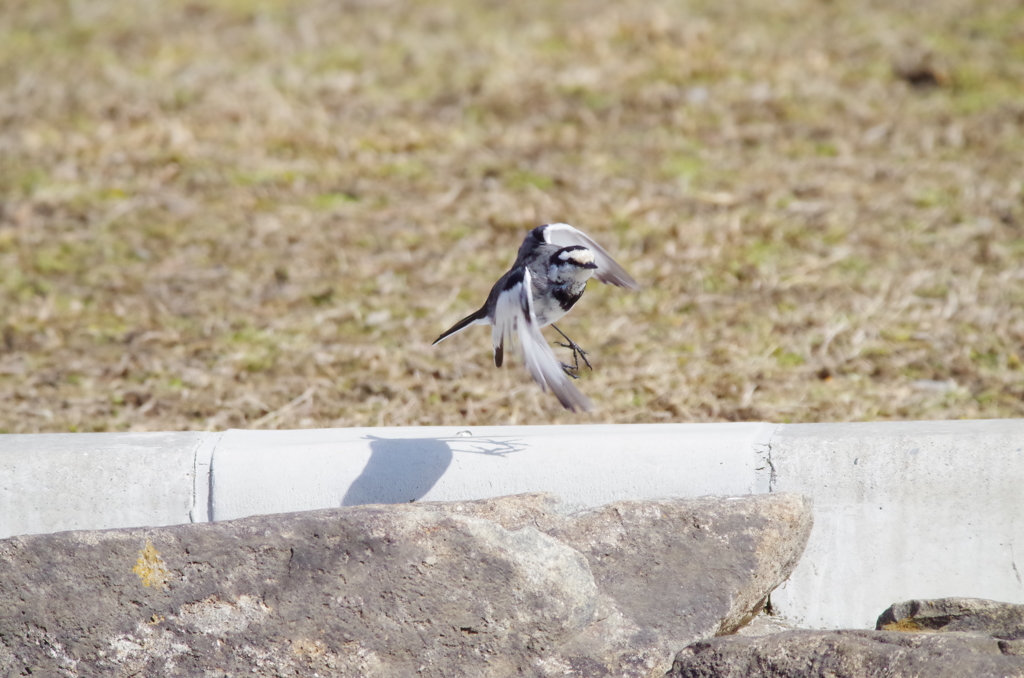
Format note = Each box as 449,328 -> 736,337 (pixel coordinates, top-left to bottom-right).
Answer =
540,223 -> 641,290
492,268 -> 594,412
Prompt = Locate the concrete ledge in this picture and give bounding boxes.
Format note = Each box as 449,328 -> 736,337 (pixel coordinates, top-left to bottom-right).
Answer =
0,431 -> 209,537
769,419 -> 1024,630
1,420 -> 1022,630
209,423 -> 774,520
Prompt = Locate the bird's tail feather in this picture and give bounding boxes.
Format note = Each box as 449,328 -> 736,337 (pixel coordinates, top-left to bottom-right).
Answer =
432,308 -> 488,345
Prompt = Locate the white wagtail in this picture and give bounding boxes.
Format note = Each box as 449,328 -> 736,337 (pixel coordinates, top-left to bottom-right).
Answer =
433,223 -> 640,412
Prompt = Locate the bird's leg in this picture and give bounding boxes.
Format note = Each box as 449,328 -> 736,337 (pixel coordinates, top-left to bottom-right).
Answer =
552,324 -> 593,377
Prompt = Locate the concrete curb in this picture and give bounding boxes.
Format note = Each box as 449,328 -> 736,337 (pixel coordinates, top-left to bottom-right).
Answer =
1,420 -> 1022,629
208,422 -> 775,520
0,430 -> 207,537
767,419 -> 1024,630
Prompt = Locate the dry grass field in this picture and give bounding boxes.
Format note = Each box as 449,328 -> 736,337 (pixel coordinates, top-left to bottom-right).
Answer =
1,0 -> 1023,432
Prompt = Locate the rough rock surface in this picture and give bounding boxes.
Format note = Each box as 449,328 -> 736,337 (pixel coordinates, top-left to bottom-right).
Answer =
0,504 -> 597,677
383,492 -> 814,676
667,629 -> 1024,678
545,493 -> 813,677
0,492 -> 813,678
877,597 -> 1024,640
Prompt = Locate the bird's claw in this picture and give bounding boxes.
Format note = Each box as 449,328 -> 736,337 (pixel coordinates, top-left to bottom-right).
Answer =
555,340 -> 592,373
552,324 -> 593,376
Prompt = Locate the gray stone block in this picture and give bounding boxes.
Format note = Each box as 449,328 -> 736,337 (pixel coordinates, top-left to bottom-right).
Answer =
0,492 -> 813,677
877,597 -> 1024,640
667,629 -> 1024,678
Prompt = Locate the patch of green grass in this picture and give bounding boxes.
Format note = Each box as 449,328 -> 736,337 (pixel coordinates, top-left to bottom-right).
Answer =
912,188 -> 955,209
971,349 -> 1001,370
228,326 -> 282,373
229,168 -> 301,187
504,168 -> 554,191
310,192 -> 360,210
31,243 -> 89,276
773,349 -> 806,368
661,155 -> 704,183
814,142 -> 839,157
376,159 -> 429,181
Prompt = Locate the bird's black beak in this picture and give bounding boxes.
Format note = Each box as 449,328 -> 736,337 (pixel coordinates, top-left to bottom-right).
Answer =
584,262 -> 598,269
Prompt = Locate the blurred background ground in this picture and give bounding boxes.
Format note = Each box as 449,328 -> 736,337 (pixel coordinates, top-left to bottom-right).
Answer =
1,0 -> 1023,432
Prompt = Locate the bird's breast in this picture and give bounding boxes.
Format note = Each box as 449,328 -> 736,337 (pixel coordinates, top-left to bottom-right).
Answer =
532,280 -> 587,326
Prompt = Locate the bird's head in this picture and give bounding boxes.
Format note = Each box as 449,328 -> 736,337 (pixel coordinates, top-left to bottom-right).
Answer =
549,245 -> 598,281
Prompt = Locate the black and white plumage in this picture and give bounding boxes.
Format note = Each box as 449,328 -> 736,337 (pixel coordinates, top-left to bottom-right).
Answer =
433,223 -> 640,412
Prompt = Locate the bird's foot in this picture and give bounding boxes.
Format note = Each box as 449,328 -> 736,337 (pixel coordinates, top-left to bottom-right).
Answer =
553,334 -> 592,378
556,341 -> 592,372
552,324 -> 593,376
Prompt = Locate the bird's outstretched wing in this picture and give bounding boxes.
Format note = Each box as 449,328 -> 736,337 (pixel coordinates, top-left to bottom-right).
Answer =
491,268 -> 594,412
538,223 -> 641,290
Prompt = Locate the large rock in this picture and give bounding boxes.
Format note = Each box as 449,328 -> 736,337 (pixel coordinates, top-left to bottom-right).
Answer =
0,492 -> 813,677
667,629 -> 1024,678
382,492 -> 814,676
0,504 -> 597,677
544,493 -> 813,677
877,597 -> 1024,640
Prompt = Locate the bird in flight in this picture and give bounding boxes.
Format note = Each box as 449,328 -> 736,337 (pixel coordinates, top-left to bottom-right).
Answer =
433,223 -> 640,412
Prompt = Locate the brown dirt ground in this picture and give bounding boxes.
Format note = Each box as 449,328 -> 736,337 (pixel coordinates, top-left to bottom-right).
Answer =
1,0 -> 1023,432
